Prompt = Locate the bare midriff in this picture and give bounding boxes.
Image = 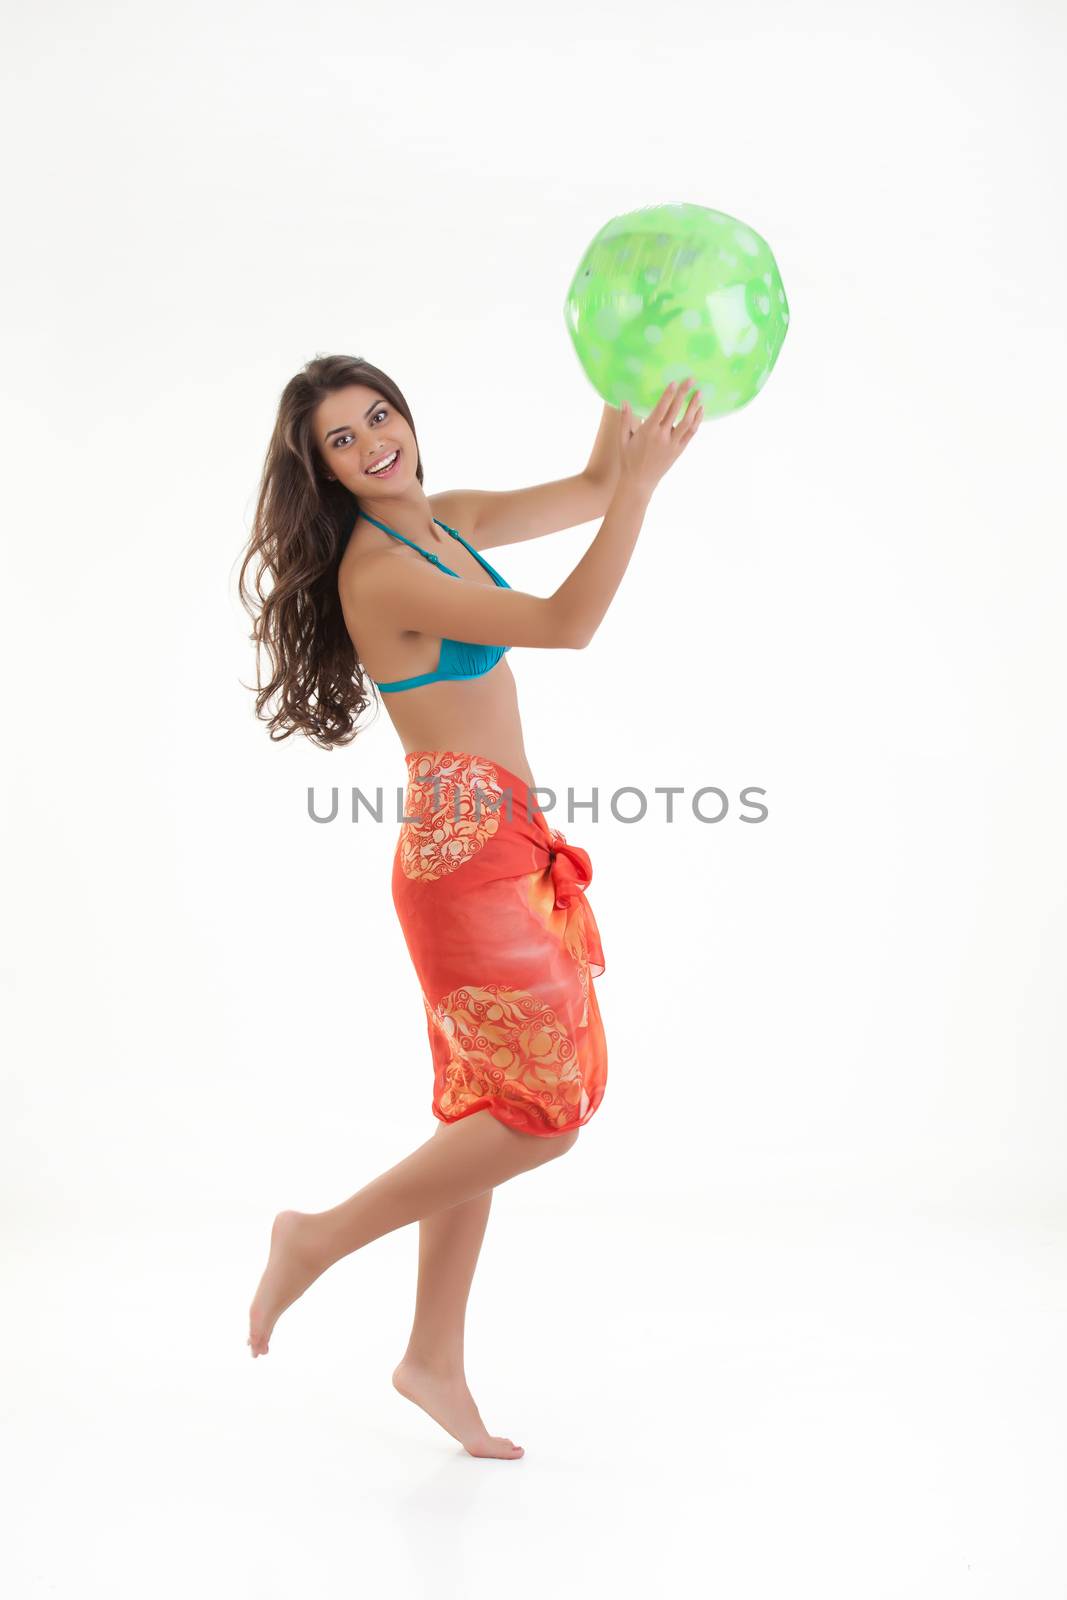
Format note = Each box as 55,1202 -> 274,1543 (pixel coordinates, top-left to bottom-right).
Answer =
381,657 -> 536,791
339,495 -> 538,792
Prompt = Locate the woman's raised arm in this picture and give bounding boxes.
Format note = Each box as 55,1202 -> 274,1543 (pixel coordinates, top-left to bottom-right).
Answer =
350,474 -> 655,653
351,379 -> 702,654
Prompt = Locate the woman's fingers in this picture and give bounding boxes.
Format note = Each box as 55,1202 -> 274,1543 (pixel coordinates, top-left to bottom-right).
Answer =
680,399 -> 704,443
655,378 -> 687,422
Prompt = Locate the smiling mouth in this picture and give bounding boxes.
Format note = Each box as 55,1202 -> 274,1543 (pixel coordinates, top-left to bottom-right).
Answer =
365,448 -> 401,478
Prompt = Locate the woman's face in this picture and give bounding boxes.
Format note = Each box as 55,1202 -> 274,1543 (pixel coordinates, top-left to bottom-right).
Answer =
314,384 -> 418,493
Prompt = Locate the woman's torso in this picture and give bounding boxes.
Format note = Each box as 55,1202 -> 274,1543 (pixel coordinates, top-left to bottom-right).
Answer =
337,494 -> 537,792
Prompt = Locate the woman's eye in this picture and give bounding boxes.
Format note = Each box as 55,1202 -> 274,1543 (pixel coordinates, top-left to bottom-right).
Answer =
333,408 -> 387,448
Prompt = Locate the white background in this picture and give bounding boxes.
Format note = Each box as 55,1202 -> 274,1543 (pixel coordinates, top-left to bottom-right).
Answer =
3,0 -> 1066,1594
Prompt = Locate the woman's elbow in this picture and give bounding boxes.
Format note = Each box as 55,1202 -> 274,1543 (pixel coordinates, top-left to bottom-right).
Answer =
558,620 -> 593,651
546,597 -> 592,651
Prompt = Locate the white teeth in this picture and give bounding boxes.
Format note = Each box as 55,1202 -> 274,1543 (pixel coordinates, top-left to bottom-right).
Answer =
367,450 -> 398,475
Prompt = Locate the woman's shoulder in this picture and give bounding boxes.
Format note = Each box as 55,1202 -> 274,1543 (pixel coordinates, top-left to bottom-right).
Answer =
337,499 -> 447,625
340,494 -> 461,581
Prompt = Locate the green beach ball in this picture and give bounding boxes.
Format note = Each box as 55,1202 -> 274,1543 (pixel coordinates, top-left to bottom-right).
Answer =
564,202 -> 789,419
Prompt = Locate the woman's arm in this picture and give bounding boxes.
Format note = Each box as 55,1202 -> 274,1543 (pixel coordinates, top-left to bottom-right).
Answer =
583,401 -> 625,493
549,475 -> 652,647
437,404 -> 627,552
351,474 -> 654,653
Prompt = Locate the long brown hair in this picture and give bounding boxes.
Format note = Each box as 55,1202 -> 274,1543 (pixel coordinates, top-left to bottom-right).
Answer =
238,354 -> 424,748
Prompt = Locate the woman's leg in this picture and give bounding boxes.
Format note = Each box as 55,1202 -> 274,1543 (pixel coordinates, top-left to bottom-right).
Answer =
399,1121 -> 493,1377
248,1109 -> 577,1358
390,1123 -> 520,1457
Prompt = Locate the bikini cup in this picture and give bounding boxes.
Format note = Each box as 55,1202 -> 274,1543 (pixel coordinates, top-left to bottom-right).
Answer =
357,513 -> 512,694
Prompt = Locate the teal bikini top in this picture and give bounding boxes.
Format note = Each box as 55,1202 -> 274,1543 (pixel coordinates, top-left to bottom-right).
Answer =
358,511 -> 512,694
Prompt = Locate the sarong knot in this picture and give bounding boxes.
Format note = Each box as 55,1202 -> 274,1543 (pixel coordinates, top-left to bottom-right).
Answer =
547,828 -> 593,910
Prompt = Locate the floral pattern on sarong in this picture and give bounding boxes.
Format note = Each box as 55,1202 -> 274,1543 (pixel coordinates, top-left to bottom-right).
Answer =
398,751 -> 509,882
393,748 -> 607,1138
424,984 -> 591,1133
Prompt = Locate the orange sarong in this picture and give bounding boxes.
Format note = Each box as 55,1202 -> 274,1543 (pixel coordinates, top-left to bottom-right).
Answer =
392,749 -> 607,1137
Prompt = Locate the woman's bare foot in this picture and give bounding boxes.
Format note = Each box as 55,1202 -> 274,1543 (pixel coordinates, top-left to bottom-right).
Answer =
391,1358 -> 524,1459
247,1210 -> 329,1357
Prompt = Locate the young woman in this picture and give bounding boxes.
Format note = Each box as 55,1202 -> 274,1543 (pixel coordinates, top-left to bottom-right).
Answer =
240,354 -> 703,1458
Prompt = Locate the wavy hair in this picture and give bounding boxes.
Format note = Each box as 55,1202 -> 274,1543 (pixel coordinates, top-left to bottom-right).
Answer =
238,354 -> 424,748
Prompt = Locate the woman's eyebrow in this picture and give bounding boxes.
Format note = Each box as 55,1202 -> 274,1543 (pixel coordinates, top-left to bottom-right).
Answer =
324,398 -> 385,441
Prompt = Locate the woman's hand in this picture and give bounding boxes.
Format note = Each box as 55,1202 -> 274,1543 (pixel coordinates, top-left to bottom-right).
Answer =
620,378 -> 703,493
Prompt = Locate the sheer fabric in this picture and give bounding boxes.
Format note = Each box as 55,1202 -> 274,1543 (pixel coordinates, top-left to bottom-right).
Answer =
392,749 -> 607,1137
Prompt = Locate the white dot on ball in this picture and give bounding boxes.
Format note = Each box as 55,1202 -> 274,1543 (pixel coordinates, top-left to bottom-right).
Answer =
681,309 -> 702,330
778,289 -> 785,302
644,326 -> 664,344
734,227 -> 760,256
643,268 -> 661,285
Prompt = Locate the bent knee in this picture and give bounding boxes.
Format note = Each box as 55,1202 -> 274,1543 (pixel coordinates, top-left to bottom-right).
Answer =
548,1126 -> 580,1156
